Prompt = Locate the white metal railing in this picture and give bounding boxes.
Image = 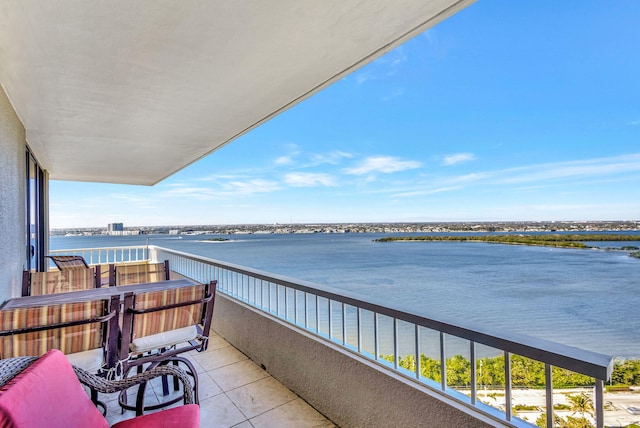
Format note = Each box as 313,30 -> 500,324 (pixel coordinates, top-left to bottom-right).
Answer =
49,246 -> 149,266
52,245 -> 614,428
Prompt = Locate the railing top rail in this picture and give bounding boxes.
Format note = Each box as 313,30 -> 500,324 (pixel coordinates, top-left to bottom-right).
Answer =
155,245 -> 613,379
50,245 -> 149,253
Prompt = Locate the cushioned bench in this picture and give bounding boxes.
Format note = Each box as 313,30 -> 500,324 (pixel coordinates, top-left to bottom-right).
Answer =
0,349 -> 199,428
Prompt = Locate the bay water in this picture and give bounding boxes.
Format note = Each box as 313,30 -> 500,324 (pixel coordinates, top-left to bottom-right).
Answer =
50,232 -> 640,358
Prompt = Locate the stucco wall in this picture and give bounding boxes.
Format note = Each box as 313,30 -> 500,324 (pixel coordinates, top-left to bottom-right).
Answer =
212,294 -> 501,428
0,86 -> 26,301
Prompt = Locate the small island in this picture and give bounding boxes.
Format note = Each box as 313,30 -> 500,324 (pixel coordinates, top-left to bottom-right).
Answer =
375,234 -> 640,258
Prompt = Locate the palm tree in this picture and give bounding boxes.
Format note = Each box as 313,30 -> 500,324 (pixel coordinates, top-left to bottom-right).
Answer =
566,392 -> 594,418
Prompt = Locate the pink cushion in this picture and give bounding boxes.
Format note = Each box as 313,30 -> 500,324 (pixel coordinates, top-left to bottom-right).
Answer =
0,349 -> 108,428
111,404 -> 200,428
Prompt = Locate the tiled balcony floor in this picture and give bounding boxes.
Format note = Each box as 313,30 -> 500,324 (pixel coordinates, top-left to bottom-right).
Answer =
100,332 -> 335,427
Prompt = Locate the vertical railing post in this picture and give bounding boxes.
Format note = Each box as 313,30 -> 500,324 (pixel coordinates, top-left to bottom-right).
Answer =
440,332 -> 446,390
545,363 -> 553,428
393,318 -> 399,370
414,325 -> 421,380
504,351 -> 512,422
595,379 -> 604,428
470,342 -> 477,405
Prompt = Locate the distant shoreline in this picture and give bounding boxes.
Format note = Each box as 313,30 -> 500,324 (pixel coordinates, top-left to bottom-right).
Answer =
375,234 -> 640,258
51,220 -> 640,237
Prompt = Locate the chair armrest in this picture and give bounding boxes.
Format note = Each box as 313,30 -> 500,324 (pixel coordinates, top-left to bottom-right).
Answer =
72,364 -> 195,404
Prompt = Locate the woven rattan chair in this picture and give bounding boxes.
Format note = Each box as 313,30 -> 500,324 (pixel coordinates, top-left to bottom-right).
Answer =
114,260 -> 170,286
117,281 -> 216,413
0,297 -> 120,410
0,350 -> 198,425
22,267 -> 101,296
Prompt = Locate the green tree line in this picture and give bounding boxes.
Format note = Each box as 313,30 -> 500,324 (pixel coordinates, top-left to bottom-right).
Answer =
375,234 -> 640,250
382,353 -> 640,388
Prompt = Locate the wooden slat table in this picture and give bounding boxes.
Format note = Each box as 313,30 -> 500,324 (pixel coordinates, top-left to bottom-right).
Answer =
1,279 -> 198,309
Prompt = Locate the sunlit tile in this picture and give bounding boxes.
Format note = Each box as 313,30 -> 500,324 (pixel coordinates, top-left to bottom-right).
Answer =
210,360 -> 270,392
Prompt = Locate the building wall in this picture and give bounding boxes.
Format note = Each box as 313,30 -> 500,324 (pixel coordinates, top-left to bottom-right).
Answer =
0,86 -> 26,301
213,294 -> 501,428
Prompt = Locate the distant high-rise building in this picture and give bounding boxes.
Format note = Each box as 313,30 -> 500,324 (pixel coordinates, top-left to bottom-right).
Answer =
107,223 -> 124,235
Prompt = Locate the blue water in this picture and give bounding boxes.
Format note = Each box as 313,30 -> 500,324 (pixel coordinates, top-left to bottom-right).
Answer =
51,232 -> 640,357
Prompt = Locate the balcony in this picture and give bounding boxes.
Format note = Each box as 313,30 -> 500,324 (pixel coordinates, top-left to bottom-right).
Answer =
101,330 -> 334,427
49,245 -> 616,428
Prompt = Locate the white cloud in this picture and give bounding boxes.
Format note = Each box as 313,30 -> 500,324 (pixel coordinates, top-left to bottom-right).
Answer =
310,151 -> 353,165
628,119 -> 640,126
344,156 -> 422,175
275,156 -> 294,165
226,179 -> 281,194
441,152 -> 476,166
391,186 -> 462,198
284,173 -> 336,187
496,154 -> 640,185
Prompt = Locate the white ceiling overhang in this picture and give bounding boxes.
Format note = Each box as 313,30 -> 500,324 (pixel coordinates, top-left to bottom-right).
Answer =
0,0 -> 473,185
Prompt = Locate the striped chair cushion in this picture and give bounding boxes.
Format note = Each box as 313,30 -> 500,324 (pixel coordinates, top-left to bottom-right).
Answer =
116,262 -> 166,286
132,284 -> 204,342
0,301 -> 105,359
29,269 -> 96,296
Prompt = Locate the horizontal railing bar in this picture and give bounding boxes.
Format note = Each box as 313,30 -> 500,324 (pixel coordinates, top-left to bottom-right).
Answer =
150,245 -> 613,380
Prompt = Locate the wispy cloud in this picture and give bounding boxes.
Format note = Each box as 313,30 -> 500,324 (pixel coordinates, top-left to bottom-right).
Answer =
391,186 -> 462,198
441,152 -> 476,166
381,88 -> 406,102
309,151 -> 353,165
275,155 -> 294,165
628,119 -> 640,126
354,47 -> 408,85
284,173 -> 337,187
224,179 -> 281,194
495,154 -> 640,184
344,156 -> 422,175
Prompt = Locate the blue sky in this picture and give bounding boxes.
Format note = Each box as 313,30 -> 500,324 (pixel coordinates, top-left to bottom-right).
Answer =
50,1 -> 640,229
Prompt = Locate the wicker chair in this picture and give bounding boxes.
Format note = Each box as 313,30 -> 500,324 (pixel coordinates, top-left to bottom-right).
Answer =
117,281 -> 216,413
0,350 -> 199,427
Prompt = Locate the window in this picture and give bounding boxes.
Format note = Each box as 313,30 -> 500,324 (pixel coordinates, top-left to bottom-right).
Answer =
26,147 -> 45,271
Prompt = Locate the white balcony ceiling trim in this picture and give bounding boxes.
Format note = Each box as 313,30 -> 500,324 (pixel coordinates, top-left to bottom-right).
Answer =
0,0 -> 472,185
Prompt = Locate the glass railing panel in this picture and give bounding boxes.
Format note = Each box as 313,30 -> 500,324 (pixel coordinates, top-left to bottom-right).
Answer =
443,334 -> 472,404
294,290 -> 305,326
508,354 -> 549,427
376,314 -> 394,368
329,300 -> 343,344
317,296 -> 330,338
285,286 -> 295,322
396,320 -> 417,377
305,293 -> 317,332
359,309 -> 375,359
417,326 -> 442,388
475,343 -> 507,417
343,304 -> 359,351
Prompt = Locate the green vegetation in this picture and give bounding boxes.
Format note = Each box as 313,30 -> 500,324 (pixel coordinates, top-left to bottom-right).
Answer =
380,353 -> 640,388
374,234 -> 640,257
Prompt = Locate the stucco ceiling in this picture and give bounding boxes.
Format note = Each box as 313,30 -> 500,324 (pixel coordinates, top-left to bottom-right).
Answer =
0,0 -> 473,185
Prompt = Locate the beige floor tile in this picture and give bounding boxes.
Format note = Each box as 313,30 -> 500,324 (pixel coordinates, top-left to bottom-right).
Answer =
198,394 -> 247,428
210,359 -> 270,392
207,333 -> 234,350
193,346 -> 248,371
197,371 -> 224,400
225,377 -> 297,419
250,399 -> 335,428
